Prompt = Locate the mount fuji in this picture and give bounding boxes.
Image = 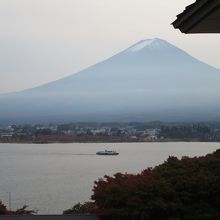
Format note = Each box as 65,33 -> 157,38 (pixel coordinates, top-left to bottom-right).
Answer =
1,38 -> 220,124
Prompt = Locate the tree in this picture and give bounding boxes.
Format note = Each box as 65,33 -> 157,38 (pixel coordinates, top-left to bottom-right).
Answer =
0,201 -> 8,215
0,201 -> 36,215
63,202 -> 95,215
89,149 -> 220,220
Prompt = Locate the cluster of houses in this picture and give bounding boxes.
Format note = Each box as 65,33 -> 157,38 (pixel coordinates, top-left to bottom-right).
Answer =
0,123 -> 161,143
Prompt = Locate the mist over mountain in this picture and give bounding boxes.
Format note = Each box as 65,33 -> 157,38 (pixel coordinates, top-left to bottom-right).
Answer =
1,38 -> 220,125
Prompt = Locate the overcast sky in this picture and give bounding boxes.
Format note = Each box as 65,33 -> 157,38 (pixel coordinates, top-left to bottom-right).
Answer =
1,0 -> 220,93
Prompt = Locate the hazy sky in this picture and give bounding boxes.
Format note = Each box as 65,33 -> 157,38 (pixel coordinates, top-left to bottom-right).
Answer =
1,0 -> 220,93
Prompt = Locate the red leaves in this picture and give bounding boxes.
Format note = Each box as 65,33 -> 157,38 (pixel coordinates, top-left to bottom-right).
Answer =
91,168 -> 155,214
90,149 -> 220,219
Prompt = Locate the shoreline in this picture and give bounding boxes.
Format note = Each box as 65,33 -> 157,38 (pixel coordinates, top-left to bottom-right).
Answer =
0,140 -> 219,144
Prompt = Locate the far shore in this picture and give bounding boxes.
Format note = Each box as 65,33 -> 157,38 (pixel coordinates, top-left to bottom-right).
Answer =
0,140 -> 219,144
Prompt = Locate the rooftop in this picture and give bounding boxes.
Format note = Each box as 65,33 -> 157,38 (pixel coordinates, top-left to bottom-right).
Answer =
172,0 -> 220,33
0,215 -> 98,220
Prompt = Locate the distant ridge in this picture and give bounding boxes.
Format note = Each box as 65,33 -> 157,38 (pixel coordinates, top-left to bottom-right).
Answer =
1,38 -> 220,125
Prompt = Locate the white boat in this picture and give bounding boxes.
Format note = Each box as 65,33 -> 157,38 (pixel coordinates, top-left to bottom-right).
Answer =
96,150 -> 119,155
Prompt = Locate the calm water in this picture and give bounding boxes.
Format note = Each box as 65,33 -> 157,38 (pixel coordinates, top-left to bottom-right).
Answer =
0,142 -> 219,214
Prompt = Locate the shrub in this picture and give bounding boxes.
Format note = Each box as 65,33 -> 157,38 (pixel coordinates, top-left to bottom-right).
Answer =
63,202 -> 95,215
90,149 -> 220,220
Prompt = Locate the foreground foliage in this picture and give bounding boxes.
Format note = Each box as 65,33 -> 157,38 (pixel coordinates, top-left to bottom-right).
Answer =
63,202 -> 95,215
65,149 -> 220,219
0,202 -> 36,215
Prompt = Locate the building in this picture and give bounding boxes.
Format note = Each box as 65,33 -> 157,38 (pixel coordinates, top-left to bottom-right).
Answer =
172,0 -> 220,33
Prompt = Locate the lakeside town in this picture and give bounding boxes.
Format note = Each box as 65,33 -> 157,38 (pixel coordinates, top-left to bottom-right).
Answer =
1,122 -> 220,143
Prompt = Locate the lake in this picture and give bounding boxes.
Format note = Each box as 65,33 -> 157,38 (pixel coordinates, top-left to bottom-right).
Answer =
0,142 -> 219,214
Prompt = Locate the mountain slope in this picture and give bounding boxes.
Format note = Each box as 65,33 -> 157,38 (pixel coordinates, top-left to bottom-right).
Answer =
1,38 -> 220,124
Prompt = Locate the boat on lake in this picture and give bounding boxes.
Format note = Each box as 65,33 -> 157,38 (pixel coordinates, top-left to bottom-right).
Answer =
96,150 -> 119,155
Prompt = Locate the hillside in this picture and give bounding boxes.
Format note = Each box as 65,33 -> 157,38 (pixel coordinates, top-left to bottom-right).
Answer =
1,38 -> 220,124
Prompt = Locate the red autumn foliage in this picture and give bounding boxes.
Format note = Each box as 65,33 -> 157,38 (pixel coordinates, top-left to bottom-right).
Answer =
89,149 -> 220,220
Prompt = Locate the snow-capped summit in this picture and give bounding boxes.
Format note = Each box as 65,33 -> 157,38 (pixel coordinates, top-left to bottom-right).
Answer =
126,38 -> 173,53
